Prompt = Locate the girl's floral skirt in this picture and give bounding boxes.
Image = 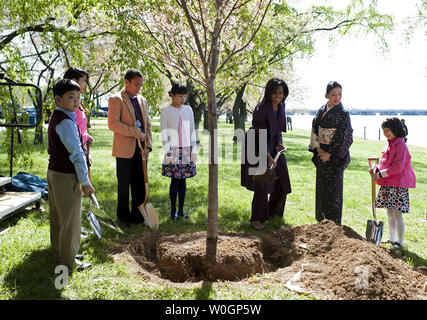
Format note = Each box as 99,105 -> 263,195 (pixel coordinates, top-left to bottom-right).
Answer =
161,146 -> 196,179
375,186 -> 410,214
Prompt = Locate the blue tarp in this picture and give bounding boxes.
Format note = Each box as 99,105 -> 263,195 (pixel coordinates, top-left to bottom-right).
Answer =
5,171 -> 48,199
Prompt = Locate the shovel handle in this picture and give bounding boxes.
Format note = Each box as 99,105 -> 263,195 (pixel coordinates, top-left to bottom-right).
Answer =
89,193 -> 100,209
368,158 -> 379,223
368,157 -> 379,171
269,147 -> 287,169
368,157 -> 379,180
137,139 -> 149,183
137,139 -> 150,205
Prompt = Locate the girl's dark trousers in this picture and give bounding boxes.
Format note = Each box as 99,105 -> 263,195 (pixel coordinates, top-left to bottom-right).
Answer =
170,178 -> 186,215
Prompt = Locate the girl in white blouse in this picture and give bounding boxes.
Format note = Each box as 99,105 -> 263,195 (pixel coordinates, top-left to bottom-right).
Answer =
160,84 -> 197,220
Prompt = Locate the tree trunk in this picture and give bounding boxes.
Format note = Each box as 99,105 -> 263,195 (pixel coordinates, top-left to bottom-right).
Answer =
233,83 -> 247,142
34,94 -> 50,145
34,124 -> 43,145
206,79 -> 218,243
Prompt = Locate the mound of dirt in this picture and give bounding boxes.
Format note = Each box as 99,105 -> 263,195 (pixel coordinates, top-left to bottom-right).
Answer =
263,220 -> 426,300
116,220 -> 426,300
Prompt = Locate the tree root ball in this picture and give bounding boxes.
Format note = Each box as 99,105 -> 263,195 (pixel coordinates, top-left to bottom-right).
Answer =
156,232 -> 265,282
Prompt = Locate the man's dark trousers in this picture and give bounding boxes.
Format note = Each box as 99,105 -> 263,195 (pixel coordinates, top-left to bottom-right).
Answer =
116,145 -> 145,224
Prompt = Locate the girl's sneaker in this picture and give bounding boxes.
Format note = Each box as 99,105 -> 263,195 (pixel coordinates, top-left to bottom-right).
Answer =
178,211 -> 189,219
393,242 -> 403,249
381,239 -> 394,245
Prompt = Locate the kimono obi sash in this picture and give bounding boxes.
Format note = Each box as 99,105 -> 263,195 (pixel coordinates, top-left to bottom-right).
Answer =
318,126 -> 337,145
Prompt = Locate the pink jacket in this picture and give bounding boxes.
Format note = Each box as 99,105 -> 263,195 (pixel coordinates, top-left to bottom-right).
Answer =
376,137 -> 416,188
75,106 -> 92,144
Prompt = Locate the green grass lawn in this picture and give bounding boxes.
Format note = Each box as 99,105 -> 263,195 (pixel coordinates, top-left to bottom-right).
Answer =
0,119 -> 426,300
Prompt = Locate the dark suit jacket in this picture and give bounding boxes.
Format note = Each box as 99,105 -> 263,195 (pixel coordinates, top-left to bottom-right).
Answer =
241,100 -> 291,195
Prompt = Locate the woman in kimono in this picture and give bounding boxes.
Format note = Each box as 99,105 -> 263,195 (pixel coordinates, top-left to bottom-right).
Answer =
241,78 -> 292,230
308,81 -> 353,225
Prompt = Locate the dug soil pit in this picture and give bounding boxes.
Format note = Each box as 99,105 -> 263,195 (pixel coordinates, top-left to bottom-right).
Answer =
116,220 -> 426,300
156,232 -> 266,282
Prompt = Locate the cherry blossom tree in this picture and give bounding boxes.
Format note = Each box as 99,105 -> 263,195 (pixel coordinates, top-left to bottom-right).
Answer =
105,0 -> 273,253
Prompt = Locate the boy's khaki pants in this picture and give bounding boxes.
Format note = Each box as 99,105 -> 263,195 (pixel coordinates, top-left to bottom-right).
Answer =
47,170 -> 82,270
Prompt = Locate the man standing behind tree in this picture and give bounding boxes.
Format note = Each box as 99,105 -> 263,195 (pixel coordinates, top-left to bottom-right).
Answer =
108,69 -> 152,225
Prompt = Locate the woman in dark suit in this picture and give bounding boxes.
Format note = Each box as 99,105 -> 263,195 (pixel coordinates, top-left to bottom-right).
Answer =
241,78 -> 292,229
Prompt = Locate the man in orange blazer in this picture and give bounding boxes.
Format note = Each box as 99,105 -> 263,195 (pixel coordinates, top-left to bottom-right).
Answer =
108,69 -> 152,225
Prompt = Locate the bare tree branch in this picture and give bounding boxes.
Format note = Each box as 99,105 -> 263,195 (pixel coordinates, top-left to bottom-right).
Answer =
177,0 -> 208,77
216,0 -> 272,74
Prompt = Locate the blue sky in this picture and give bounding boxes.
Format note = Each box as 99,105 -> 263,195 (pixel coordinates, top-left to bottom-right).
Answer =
288,0 -> 426,110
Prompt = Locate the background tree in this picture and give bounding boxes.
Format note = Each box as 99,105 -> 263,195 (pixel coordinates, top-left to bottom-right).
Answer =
404,0 -> 426,39
1,0 -> 102,149
0,0 -> 163,170
224,0 -> 393,139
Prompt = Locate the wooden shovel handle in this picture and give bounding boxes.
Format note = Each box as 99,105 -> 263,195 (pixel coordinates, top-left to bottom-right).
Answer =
137,139 -> 150,205
368,157 -> 379,171
137,139 -> 149,183
368,157 -> 379,222
371,177 -> 378,221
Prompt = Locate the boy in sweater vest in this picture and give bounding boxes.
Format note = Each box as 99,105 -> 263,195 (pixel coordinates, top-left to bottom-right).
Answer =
47,79 -> 95,272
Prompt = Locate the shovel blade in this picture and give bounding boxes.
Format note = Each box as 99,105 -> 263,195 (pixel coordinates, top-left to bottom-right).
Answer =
138,203 -> 159,230
89,204 -> 124,234
365,219 -> 384,245
97,216 -> 124,235
87,210 -> 102,239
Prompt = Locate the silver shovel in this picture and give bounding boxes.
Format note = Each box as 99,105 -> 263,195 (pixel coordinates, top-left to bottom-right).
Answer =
85,194 -> 124,236
365,158 -> 384,245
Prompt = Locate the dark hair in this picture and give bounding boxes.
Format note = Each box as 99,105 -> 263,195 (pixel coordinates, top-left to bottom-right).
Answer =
53,79 -> 80,98
326,81 -> 342,95
124,69 -> 143,81
63,67 -> 88,84
381,117 -> 406,138
169,83 -> 188,96
263,78 -> 289,103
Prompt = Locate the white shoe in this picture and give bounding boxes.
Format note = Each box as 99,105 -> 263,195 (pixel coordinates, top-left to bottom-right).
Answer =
393,242 -> 403,249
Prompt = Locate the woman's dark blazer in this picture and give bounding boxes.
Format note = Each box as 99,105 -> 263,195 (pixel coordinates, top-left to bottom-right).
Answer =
241,100 -> 291,195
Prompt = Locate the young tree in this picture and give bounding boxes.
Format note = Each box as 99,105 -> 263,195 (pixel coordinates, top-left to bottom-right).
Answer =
105,0 -> 394,257
105,0 -> 274,254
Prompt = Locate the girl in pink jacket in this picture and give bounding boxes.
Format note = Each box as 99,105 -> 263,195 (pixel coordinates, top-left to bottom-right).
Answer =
373,118 -> 416,249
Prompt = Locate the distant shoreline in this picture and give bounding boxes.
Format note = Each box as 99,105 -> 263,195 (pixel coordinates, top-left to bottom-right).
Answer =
288,114 -> 427,148
288,109 -> 427,116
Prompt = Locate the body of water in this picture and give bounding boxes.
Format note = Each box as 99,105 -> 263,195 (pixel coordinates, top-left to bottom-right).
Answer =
289,114 -> 426,148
